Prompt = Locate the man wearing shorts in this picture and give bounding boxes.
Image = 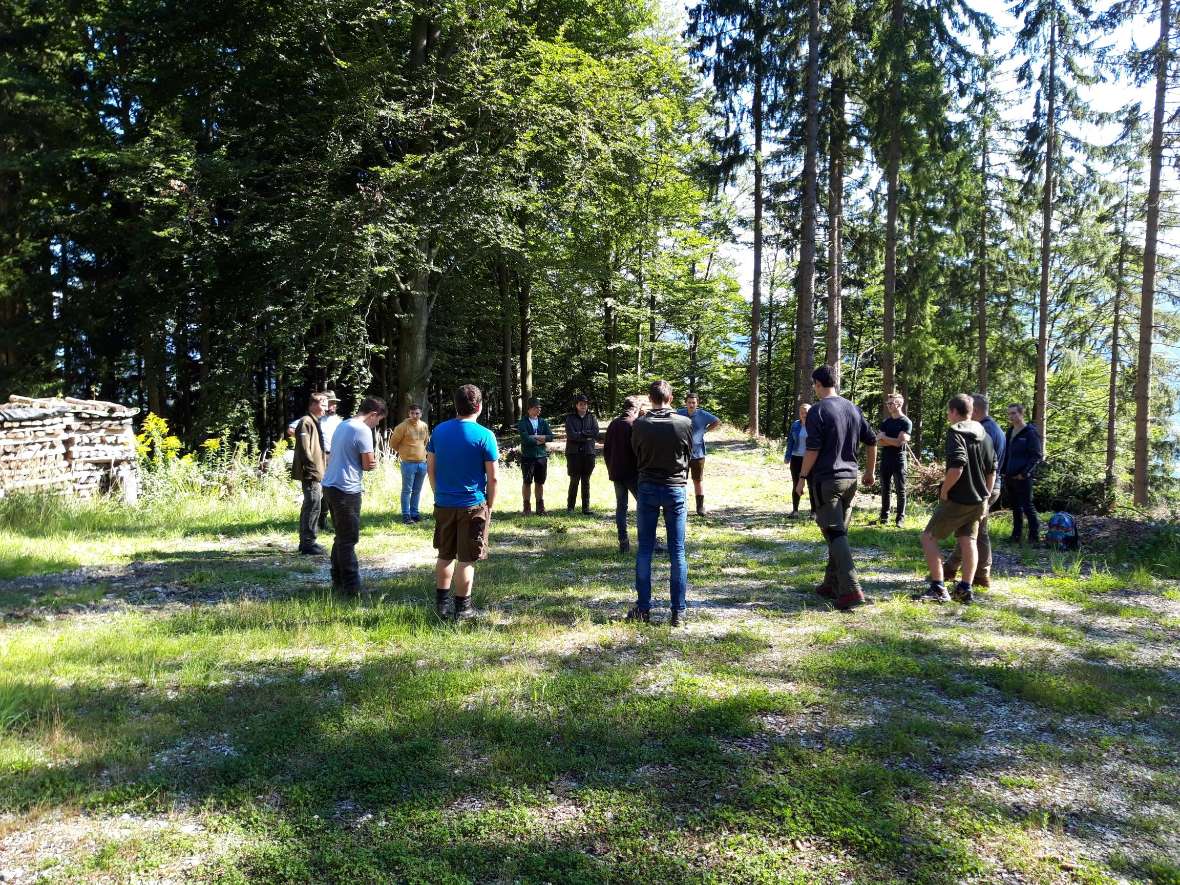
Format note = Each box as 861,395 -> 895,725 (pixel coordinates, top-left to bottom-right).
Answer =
944,393 -> 1006,588
676,392 -> 720,516
915,394 -> 997,604
427,384 -> 499,622
516,397 -> 554,514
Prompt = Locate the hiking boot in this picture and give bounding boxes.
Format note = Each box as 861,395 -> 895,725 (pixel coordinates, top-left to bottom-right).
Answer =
299,543 -> 327,555
972,574 -> 991,589
912,583 -> 951,603
951,583 -> 974,604
834,589 -> 867,611
435,589 -> 453,620
453,595 -> 477,622
669,608 -> 686,627
624,606 -> 650,624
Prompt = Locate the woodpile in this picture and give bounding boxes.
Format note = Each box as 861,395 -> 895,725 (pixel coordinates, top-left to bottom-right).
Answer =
0,396 -> 139,500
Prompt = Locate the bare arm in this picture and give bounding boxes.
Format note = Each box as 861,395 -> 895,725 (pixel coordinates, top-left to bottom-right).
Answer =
362,452 -> 377,471
484,460 -> 498,510
863,444 -> 877,485
985,470 -> 996,497
794,449 -> 819,496
427,453 -> 436,491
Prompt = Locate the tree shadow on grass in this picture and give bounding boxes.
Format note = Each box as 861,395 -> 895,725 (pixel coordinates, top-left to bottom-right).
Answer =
5,619 -> 1178,882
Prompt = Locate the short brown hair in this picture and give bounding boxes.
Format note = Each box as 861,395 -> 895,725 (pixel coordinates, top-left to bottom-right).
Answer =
686,392 -> 699,401
812,364 -> 837,388
309,393 -> 328,408
648,379 -> 672,405
1007,402 -> 1026,415
948,393 -> 972,418
454,384 -> 482,417
358,396 -> 388,417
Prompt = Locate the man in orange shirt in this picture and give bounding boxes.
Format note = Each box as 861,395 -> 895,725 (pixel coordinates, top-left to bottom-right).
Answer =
390,404 -> 431,524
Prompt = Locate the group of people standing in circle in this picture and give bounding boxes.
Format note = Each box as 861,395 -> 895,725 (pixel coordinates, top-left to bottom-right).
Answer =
287,365 -> 1044,625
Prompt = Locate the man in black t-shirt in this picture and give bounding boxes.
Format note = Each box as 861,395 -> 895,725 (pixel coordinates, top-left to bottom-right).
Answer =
876,393 -> 912,526
914,394 -> 997,605
793,365 -> 878,610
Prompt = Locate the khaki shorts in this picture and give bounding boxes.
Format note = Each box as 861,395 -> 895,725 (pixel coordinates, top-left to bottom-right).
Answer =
925,500 -> 986,541
689,458 -> 706,483
434,504 -> 490,562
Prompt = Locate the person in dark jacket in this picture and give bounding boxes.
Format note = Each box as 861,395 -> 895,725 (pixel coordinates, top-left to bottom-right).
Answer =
516,398 -> 554,515
564,394 -> 600,514
784,402 -> 816,517
1001,402 -> 1042,543
875,393 -> 912,526
944,393 -> 1006,587
627,380 -> 693,626
291,393 -> 329,555
604,398 -> 641,553
915,394 -> 997,604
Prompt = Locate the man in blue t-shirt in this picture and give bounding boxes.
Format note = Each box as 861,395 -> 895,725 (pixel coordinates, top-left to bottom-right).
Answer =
427,384 -> 500,622
322,396 -> 388,595
675,392 -> 721,516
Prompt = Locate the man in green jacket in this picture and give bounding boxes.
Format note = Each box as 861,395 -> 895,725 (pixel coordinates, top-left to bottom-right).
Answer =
517,397 -> 555,514
291,393 -> 329,555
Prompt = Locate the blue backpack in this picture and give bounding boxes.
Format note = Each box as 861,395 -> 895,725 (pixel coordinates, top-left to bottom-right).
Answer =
1045,512 -> 1079,551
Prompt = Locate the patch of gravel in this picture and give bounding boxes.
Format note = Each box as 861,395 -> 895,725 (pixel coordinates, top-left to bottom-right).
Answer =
149,732 -> 239,772
0,809 -> 237,884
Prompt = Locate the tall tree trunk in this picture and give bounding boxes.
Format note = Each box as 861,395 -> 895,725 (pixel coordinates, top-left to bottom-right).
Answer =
749,37 -> 765,435
794,0 -> 820,407
826,74 -> 845,377
496,260 -> 514,430
395,238 -> 436,421
977,113 -> 989,394
766,261 -> 775,432
882,0 -> 903,409
518,274 -> 533,407
1108,174 -> 1130,499
1134,0 -> 1170,506
1034,13 -> 1057,437
602,280 -> 618,414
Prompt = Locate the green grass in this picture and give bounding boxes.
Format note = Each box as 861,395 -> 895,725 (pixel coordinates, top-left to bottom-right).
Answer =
1,433 -> 1178,883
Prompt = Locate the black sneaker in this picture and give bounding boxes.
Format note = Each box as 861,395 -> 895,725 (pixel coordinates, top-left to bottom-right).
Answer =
912,584 -> 950,603
951,583 -> 974,604
669,608 -> 686,627
624,606 -> 650,624
454,606 -> 479,623
299,543 -> 327,555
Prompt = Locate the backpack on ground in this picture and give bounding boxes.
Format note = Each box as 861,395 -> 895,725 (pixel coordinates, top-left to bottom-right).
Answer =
1045,512 -> 1079,551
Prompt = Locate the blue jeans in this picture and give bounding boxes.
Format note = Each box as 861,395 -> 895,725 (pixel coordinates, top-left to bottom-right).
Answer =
635,482 -> 688,612
400,461 -> 427,519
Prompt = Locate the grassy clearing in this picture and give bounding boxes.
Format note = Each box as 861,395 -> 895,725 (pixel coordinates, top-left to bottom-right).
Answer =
1,430 -> 1178,883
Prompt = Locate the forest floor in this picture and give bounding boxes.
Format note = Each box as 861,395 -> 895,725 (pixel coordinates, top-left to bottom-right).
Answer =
1,428 -> 1178,884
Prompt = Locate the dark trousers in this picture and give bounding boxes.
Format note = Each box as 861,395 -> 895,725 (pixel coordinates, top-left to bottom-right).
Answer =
299,479 -> 321,550
813,477 -> 860,596
566,453 -> 595,510
880,461 -> 907,521
789,455 -> 817,512
1007,475 -> 1039,542
324,486 -> 362,592
613,479 -> 638,543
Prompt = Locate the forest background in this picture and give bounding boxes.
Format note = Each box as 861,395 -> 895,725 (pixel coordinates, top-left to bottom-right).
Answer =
2,0 -> 1178,511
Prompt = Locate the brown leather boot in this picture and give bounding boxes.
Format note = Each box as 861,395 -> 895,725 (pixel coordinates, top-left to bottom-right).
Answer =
522,483 -> 532,515
535,487 -> 546,515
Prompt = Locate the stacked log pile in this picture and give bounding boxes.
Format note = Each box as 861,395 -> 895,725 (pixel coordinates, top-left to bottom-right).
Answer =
0,396 -> 139,499
0,406 -> 70,494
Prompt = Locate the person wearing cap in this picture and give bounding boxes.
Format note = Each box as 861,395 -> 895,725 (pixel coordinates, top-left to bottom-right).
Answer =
291,392 -> 329,555
604,397 -> 641,553
317,391 -> 344,530
389,403 -> 431,524
564,394 -> 600,514
675,392 -> 721,516
516,398 -> 555,515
